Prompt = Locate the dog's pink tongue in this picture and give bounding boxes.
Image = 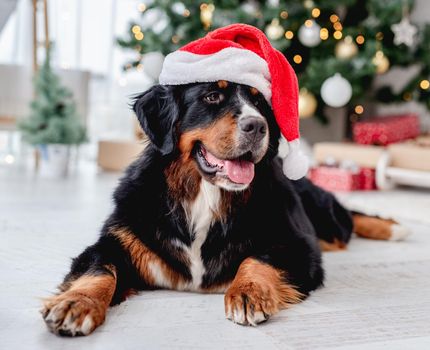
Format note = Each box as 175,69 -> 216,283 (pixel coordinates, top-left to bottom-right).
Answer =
224,160 -> 255,184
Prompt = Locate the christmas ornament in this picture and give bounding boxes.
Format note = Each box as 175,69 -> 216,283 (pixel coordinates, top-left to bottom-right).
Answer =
241,1 -> 259,15
335,36 -> 358,59
171,2 -> 186,15
372,50 -> 390,74
142,52 -> 165,80
320,73 -> 352,107
159,24 -> 308,180
391,16 -> 417,47
298,89 -> 317,118
200,3 -> 215,30
265,19 -> 284,40
298,20 -> 321,47
304,0 -> 314,9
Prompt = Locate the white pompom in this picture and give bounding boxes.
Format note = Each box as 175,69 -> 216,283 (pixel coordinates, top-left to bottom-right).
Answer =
279,138 -> 309,180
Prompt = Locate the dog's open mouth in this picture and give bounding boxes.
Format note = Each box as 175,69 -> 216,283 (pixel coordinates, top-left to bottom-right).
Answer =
195,144 -> 255,185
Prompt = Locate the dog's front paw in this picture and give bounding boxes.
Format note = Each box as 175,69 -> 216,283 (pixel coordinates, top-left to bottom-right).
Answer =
224,281 -> 278,326
41,292 -> 105,336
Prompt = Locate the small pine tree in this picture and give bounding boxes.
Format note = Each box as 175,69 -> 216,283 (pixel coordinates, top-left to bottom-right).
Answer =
19,49 -> 87,145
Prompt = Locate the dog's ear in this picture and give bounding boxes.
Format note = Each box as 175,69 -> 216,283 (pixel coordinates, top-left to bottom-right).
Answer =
133,85 -> 179,155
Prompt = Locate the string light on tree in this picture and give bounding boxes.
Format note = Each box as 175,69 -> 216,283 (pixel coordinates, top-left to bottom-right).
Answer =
265,19 -> 284,40
137,3 -> 146,12
132,25 -> 141,34
298,88 -> 317,118
311,8 -> 320,18
420,79 -> 430,90
354,105 -> 364,114
200,3 -> 215,30
135,32 -> 144,41
285,30 -> 294,40
333,21 -> 343,31
298,19 -> 321,47
293,54 -> 302,64
372,50 -> 390,74
356,35 -> 365,45
333,30 -> 342,40
320,28 -> 329,40
321,73 -> 352,107
330,14 -> 339,23
280,11 -> 288,19
335,36 -> 358,59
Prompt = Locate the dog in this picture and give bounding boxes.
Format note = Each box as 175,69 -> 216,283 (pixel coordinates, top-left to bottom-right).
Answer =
41,80 -> 406,336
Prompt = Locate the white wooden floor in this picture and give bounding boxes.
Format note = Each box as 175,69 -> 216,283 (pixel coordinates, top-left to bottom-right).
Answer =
1,162 -> 430,349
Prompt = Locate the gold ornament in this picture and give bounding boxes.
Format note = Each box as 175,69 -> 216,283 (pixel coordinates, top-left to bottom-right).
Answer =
265,19 -> 284,40
372,50 -> 390,74
299,89 -> 317,118
335,36 -> 358,59
200,3 -> 215,30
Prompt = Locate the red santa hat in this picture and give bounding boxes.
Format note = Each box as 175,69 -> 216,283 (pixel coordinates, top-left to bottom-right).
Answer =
159,23 -> 308,180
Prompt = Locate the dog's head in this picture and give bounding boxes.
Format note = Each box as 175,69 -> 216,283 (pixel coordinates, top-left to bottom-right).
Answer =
133,81 -> 280,191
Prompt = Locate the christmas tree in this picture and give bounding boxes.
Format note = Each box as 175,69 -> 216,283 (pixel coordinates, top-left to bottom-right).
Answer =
117,0 -> 430,123
19,49 -> 87,145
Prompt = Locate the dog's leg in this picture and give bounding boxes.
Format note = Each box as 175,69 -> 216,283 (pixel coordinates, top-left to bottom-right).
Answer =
352,214 -> 411,241
224,257 -> 303,326
41,235 -> 132,336
42,264 -> 116,336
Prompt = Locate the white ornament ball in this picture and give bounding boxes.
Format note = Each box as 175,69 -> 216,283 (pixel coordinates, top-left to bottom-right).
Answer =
298,20 -> 321,47
265,19 -> 284,40
142,52 -> 165,81
320,73 -> 352,108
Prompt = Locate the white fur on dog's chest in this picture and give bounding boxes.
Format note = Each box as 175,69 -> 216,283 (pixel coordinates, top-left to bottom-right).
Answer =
181,180 -> 220,290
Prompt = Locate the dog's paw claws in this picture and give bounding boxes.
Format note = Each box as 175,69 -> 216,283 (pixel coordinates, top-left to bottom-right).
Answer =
42,294 -> 102,336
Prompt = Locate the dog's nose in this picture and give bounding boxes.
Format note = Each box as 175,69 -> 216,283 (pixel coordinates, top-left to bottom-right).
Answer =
239,117 -> 267,140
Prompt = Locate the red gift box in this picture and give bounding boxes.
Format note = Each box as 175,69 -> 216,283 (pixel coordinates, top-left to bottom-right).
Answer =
309,166 -> 376,192
353,114 -> 420,145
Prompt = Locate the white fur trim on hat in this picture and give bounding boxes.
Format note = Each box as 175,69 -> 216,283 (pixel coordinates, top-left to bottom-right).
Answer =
159,47 -> 272,103
279,138 -> 309,180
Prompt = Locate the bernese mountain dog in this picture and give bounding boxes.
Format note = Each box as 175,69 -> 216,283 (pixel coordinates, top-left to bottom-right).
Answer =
41,80 -> 405,336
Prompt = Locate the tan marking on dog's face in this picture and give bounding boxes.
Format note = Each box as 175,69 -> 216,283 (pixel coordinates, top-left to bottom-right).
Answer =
224,257 -> 303,326
178,113 -> 238,161
217,80 -> 229,89
42,270 -> 116,336
250,87 -> 259,96
112,227 -> 188,288
171,112 -> 242,197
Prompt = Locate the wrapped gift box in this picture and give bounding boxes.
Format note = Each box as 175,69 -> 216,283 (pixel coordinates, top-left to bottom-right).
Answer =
309,166 -> 376,192
314,142 -> 384,168
353,114 -> 420,145
97,140 -> 146,171
388,135 -> 430,172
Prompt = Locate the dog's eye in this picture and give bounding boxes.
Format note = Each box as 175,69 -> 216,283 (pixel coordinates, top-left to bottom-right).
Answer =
253,98 -> 259,106
204,92 -> 224,104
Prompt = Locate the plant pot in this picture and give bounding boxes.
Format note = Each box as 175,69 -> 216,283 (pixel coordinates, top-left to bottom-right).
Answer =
37,144 -> 71,177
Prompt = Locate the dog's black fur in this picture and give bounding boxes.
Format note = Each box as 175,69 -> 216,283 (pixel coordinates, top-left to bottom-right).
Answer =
43,81 -> 353,335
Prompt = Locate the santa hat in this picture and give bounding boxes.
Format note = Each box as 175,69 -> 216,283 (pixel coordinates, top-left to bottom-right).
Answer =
159,23 -> 308,180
